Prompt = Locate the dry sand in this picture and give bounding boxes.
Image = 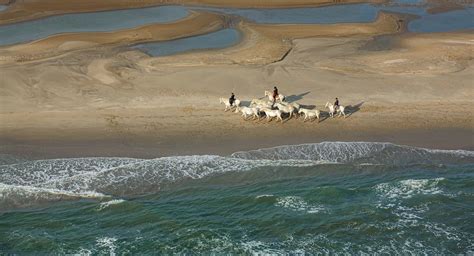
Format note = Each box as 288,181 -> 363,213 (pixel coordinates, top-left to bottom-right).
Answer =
0,0 -> 384,25
1,24 -> 473,158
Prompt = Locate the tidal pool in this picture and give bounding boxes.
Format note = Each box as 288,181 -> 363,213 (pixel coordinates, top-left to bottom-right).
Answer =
193,4 -> 379,24
133,29 -> 241,57
0,6 -> 188,46
1,2 -> 473,50
407,8 -> 474,32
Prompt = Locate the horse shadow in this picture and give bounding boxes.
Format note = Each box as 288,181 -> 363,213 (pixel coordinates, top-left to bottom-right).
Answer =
285,91 -> 311,103
346,101 -> 364,117
240,100 -> 252,107
318,112 -> 331,123
300,104 -> 316,110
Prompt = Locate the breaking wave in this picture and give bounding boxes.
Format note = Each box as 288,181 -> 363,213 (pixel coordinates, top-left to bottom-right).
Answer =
0,142 -> 472,210
230,142 -> 474,165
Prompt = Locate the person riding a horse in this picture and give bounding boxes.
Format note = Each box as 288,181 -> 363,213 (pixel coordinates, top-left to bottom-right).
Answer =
272,86 -> 279,106
229,93 -> 236,106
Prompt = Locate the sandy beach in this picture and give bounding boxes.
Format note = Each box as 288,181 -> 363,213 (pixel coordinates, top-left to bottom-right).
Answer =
0,1 -> 473,160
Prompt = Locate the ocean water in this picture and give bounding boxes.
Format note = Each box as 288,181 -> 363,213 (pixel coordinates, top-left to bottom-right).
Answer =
1,142 -> 473,254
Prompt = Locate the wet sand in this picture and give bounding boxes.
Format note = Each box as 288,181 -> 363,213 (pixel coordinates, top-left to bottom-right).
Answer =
0,105 -> 472,159
0,0 -> 384,25
0,11 -> 225,63
141,12 -> 407,66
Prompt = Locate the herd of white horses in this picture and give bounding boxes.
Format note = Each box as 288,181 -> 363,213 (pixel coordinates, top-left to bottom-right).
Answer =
219,90 -> 346,122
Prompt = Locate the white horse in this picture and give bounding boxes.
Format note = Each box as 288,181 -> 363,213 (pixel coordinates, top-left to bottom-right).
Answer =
281,101 -> 301,116
261,108 -> 283,122
236,106 -> 259,120
298,108 -> 320,122
264,90 -> 285,102
275,102 -> 295,119
219,97 -> 240,112
325,102 -> 346,118
250,99 -> 272,109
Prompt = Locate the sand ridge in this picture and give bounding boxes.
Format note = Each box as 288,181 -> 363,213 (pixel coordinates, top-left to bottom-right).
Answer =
140,12 -> 408,66
0,11 -> 226,63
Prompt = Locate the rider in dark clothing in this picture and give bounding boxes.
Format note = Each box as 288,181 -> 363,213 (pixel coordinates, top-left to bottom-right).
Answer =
272,86 -> 279,107
334,97 -> 339,107
229,93 -> 236,106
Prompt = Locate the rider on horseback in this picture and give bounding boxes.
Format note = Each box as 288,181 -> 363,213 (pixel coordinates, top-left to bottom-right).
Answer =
272,86 -> 279,107
229,93 -> 236,106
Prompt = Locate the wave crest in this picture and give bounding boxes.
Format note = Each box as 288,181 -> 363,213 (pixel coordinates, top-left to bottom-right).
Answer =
0,142 -> 472,210
231,142 -> 474,165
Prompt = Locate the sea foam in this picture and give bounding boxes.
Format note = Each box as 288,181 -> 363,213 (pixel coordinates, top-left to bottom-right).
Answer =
0,142 -> 472,210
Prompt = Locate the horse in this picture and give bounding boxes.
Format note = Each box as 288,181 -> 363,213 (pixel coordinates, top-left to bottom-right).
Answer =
264,90 -> 285,102
325,102 -> 346,118
260,108 -> 283,122
236,106 -> 259,120
219,97 -> 240,112
298,108 -> 320,122
275,102 -> 295,119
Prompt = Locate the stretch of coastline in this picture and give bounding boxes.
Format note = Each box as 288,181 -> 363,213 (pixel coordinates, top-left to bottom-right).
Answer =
0,2 -> 473,254
0,2 -> 473,159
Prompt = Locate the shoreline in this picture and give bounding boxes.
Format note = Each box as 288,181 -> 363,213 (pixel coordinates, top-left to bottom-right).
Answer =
1,101 -> 472,159
2,128 -> 473,160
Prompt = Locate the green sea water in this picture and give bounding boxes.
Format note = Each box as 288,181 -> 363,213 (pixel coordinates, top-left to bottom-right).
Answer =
0,142 -> 473,254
